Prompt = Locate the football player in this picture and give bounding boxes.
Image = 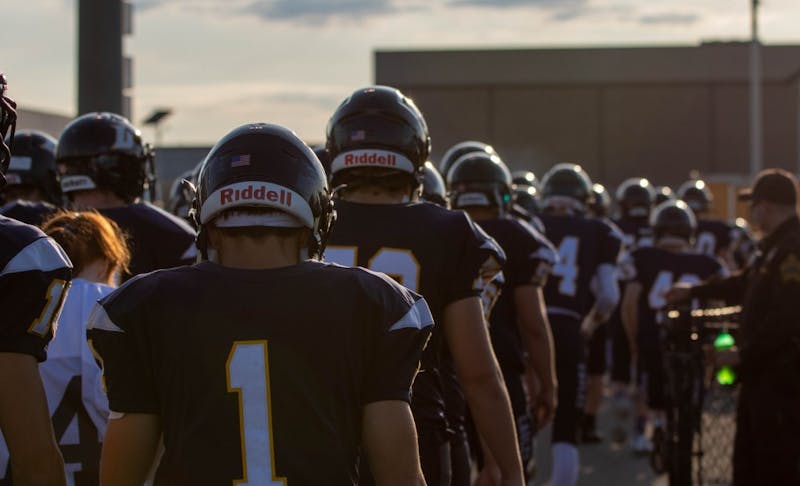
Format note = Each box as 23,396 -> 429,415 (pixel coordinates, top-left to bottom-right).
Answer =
605,177 -> 657,442
324,86 -> 524,486
538,163 -> 621,486
512,170 -> 538,189
678,179 -> 740,269
88,123 -> 432,485
448,151 -> 558,481
621,201 -> 726,451
654,185 -> 675,206
0,73 -> 71,485
56,113 -> 196,278
581,182 -> 625,444
0,130 -> 62,226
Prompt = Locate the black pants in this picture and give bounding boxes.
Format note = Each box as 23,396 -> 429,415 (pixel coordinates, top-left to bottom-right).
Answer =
549,314 -> 586,444
733,378 -> 800,485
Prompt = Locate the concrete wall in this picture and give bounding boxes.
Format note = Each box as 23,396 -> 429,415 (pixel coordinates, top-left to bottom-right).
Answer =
376,45 -> 800,191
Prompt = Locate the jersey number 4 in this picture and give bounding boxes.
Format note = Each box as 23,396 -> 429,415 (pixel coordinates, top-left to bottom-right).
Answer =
227,341 -> 287,486
552,237 -> 579,296
648,271 -> 701,309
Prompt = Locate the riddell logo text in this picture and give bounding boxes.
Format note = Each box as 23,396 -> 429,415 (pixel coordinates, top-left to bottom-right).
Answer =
219,185 -> 293,206
344,152 -> 396,167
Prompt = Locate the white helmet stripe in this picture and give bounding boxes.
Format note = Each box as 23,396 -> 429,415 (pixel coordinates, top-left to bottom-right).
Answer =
201,180 -> 313,228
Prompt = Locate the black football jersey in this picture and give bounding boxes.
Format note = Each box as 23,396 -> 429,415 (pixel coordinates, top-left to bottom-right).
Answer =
613,217 -> 654,251
480,216 -> 556,373
540,214 -> 622,320
0,199 -> 59,227
99,202 -> 196,278
695,218 -> 739,258
0,215 -> 72,361
88,261 -> 433,485
325,200 -> 505,432
629,246 -> 724,345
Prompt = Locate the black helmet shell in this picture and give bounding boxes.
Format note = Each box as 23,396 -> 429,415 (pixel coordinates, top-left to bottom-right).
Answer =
5,130 -> 61,205
196,123 -> 335,260
540,163 -> 594,208
616,177 -> 656,219
447,151 -> 512,210
651,200 -> 697,242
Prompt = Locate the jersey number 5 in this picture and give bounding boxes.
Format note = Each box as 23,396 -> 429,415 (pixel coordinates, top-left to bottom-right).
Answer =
227,341 -> 287,486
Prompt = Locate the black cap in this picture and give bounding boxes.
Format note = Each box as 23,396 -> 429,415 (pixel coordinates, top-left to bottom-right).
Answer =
737,169 -> 798,205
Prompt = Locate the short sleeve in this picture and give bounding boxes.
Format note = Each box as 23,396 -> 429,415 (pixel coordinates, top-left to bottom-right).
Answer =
511,224 -> 557,288
445,213 -> 506,304
0,237 -> 72,361
598,221 -> 624,265
361,273 -> 434,404
86,277 -> 159,414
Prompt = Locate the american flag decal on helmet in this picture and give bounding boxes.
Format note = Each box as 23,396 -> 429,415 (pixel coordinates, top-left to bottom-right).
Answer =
350,130 -> 366,141
230,154 -> 251,168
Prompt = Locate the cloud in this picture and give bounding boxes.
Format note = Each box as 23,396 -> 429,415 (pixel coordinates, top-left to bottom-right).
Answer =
638,12 -> 700,25
448,0 -> 586,7
241,0 -> 402,24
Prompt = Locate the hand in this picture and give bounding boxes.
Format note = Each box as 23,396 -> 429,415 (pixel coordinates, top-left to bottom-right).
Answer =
665,284 -> 692,305
580,311 -> 600,340
532,386 -> 557,429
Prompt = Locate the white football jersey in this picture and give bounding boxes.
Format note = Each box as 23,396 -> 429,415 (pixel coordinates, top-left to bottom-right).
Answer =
0,278 -> 113,485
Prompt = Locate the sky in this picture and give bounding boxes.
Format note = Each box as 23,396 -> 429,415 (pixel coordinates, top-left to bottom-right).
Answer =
3,0 -> 800,146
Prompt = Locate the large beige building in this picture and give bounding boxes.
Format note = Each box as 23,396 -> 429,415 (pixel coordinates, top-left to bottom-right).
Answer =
375,43 -> 800,212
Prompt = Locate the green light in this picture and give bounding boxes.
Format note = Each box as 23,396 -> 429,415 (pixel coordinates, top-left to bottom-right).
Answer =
714,331 -> 736,386
717,366 -> 736,385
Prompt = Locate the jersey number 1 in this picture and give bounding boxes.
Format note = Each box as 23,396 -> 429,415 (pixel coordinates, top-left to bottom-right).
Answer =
227,341 -> 287,486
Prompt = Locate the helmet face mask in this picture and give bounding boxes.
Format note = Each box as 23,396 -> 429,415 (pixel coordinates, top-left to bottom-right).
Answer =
56,113 -> 155,203
326,86 -> 430,197
194,123 -> 335,261
447,152 -> 512,213
0,73 -> 18,188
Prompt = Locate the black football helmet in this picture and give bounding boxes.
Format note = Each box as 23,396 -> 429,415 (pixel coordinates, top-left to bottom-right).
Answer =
326,86 -> 430,192
616,177 -> 656,219
447,151 -> 512,212
2,131 -> 61,205
539,163 -> 593,212
439,140 -> 496,180
512,170 -> 538,188
311,145 -> 332,179
513,183 -> 541,215
56,112 -> 155,203
651,200 -> 697,243
421,161 -> 448,207
0,73 -> 18,188
677,179 -> 712,214
655,185 -> 675,205
591,183 -> 611,217
193,123 -> 335,260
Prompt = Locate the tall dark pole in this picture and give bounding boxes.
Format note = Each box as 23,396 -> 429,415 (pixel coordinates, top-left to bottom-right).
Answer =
78,0 -> 123,116
749,0 -> 762,177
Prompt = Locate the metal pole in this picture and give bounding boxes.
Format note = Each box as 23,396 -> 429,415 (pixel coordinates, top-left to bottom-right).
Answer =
749,0 -> 763,177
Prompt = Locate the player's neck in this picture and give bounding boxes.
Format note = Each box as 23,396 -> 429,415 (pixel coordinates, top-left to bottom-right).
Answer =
465,206 -> 499,221
77,259 -> 116,286
656,238 -> 689,253
340,186 -> 412,205
215,235 -> 302,270
70,190 -> 129,210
